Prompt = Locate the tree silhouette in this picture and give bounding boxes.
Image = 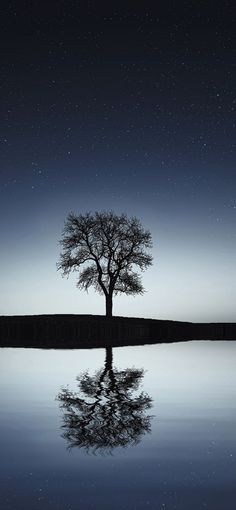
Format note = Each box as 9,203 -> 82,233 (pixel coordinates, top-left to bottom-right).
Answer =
57,347 -> 153,454
58,211 -> 153,316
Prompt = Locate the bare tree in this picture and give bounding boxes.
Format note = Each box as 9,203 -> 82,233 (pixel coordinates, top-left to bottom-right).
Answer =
57,347 -> 153,454
58,211 -> 153,317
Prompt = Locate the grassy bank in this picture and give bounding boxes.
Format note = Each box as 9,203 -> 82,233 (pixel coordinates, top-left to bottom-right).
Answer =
0,314 -> 235,349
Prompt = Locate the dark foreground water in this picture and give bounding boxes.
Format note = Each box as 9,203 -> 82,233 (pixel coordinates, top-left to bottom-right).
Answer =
0,341 -> 236,510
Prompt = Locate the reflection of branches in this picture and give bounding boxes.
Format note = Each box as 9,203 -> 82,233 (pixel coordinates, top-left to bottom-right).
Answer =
57,347 -> 153,454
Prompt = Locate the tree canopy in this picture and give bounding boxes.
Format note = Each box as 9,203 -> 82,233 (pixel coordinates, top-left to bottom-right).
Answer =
58,210 -> 153,316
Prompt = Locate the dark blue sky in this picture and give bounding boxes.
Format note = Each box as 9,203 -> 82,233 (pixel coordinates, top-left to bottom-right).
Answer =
1,1 -> 236,320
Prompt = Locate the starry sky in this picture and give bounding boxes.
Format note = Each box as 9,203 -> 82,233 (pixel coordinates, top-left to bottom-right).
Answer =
1,1 -> 236,321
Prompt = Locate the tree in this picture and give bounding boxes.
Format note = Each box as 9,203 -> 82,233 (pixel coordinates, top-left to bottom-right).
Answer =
58,211 -> 153,317
57,347 -> 153,454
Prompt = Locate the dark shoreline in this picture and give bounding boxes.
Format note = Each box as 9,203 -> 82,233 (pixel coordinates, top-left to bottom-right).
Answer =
0,314 -> 235,349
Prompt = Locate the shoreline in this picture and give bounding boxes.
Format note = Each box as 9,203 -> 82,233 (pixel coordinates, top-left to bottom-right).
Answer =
0,314 -> 235,349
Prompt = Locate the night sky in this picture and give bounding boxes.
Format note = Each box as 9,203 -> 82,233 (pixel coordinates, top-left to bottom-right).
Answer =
1,1 -> 236,321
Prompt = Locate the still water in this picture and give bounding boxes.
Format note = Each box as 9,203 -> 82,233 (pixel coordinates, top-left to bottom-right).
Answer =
0,341 -> 236,510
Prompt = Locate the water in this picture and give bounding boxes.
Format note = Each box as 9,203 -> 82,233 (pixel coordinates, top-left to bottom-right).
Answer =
0,341 -> 236,510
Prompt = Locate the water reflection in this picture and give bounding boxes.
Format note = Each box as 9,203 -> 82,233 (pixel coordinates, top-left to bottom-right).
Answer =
57,346 -> 153,454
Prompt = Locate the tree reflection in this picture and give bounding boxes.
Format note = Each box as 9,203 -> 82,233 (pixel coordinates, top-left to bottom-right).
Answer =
57,347 -> 153,454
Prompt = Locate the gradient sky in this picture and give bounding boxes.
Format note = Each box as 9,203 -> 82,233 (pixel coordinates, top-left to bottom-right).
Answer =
1,1 -> 236,321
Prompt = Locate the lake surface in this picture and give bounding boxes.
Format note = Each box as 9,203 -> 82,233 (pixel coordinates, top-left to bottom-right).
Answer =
0,341 -> 236,510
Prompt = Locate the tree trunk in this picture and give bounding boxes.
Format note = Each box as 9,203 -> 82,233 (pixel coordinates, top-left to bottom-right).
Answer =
105,294 -> 113,317
105,346 -> 113,371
